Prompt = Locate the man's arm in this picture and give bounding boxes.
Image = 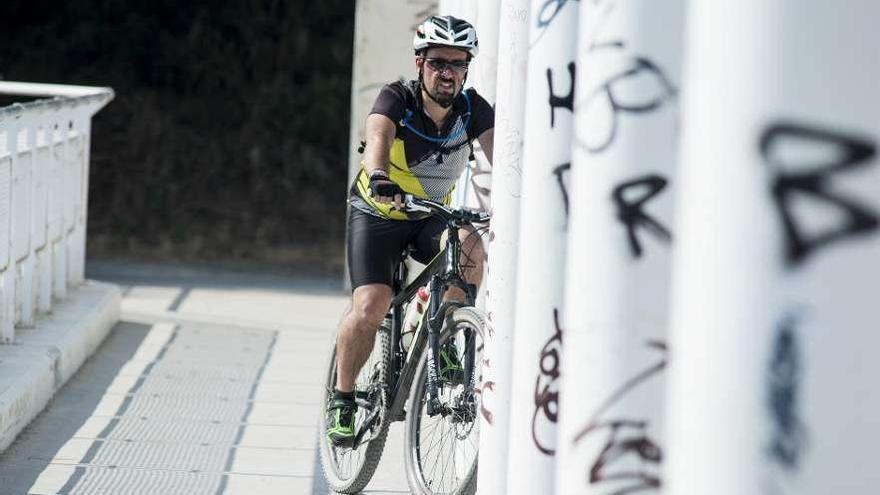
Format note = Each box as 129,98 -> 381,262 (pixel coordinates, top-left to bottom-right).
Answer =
363,113 -> 403,206
363,113 -> 397,175
477,128 -> 494,165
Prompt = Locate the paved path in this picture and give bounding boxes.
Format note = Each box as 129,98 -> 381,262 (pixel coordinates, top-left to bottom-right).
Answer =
0,261 -> 410,494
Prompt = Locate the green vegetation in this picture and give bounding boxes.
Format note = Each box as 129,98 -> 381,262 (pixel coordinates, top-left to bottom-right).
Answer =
0,1 -> 355,272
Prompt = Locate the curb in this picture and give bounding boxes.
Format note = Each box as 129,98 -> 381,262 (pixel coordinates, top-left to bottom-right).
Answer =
0,280 -> 121,451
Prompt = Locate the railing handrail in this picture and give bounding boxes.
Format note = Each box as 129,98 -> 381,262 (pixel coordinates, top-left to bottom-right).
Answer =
0,81 -> 114,120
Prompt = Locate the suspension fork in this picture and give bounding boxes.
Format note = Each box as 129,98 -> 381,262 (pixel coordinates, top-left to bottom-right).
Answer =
426,275 -> 444,416
463,328 -> 476,387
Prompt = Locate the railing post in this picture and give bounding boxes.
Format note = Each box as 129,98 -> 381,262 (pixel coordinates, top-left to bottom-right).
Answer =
0,117 -> 17,341
50,113 -> 67,302
12,111 -> 34,328
35,111 -> 53,315
70,111 -> 90,284
18,113 -> 38,328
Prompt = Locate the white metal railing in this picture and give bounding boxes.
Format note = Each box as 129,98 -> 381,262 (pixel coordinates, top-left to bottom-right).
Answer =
0,82 -> 113,343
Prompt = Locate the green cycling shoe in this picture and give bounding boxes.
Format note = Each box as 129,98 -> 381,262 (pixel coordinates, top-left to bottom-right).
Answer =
438,342 -> 466,385
326,396 -> 357,448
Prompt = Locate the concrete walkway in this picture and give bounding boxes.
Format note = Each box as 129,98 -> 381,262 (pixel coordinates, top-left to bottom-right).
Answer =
0,261 -> 410,495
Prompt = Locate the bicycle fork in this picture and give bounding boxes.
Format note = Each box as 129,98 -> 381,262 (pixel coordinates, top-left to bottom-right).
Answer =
425,276 -> 444,417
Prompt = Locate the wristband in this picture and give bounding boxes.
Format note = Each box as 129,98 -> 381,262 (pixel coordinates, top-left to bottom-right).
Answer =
368,169 -> 389,180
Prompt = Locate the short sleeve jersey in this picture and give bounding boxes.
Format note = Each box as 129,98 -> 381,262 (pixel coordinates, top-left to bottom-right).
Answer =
349,79 -> 494,220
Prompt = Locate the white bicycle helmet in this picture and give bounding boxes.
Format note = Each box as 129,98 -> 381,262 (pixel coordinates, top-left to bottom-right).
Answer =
413,15 -> 479,58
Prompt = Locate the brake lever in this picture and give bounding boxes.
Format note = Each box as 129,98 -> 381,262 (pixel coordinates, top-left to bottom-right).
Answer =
404,195 -> 432,214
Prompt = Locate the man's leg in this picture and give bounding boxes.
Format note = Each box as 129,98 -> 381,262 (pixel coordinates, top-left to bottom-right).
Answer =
442,225 -> 486,301
438,226 -> 485,384
335,283 -> 393,392
326,283 -> 392,446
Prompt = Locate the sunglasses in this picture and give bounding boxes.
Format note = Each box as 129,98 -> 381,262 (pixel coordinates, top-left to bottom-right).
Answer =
424,57 -> 469,75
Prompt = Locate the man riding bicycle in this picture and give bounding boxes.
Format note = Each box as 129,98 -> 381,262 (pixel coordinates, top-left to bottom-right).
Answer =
327,15 -> 495,447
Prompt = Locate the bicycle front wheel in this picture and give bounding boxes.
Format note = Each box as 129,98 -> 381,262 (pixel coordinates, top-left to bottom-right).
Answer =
404,306 -> 486,495
319,322 -> 391,493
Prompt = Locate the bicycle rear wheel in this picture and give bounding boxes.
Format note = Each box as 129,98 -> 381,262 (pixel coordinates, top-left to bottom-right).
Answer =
319,322 -> 391,493
404,307 -> 486,495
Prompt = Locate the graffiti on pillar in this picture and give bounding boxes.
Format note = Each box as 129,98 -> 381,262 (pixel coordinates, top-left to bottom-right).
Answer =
479,378 -> 497,425
553,163 -> 572,217
498,114 -> 524,197
531,0 -> 581,48
532,308 -> 564,455
548,62 -> 576,128
573,341 -> 666,493
760,122 -> 878,268
575,1 -> 678,154
505,2 -> 529,23
611,174 -> 671,258
766,311 -> 807,472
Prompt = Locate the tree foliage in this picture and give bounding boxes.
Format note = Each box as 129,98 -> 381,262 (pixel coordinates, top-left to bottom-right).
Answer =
0,0 -> 354,269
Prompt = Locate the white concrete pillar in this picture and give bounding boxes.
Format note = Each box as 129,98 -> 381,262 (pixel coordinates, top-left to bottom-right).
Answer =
666,2 -> 880,494
556,1 -> 684,493
478,1 -> 530,493
441,0 -> 480,209
347,0 -> 440,188
506,1 -> 578,493
461,0 -> 500,215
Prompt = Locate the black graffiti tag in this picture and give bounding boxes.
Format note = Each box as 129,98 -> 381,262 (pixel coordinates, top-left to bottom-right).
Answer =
576,3 -> 677,154
573,341 -> 666,493
612,175 -> 671,258
553,163 -> 572,218
767,311 -> 807,470
531,0 -> 581,48
761,123 -> 878,268
548,62 -> 576,128
532,308 -> 564,456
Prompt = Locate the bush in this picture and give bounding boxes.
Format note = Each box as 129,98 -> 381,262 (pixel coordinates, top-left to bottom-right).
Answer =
0,0 -> 355,272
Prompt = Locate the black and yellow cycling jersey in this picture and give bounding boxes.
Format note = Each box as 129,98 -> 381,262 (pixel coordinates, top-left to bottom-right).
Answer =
349,79 -> 494,220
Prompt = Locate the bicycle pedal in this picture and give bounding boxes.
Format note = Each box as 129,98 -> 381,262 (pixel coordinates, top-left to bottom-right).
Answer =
441,368 -> 466,386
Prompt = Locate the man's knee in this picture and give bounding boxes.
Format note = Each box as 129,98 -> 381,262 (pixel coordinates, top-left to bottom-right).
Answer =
460,228 -> 486,271
350,284 -> 392,329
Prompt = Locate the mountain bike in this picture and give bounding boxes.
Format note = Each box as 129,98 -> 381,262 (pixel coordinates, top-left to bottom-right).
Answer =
319,196 -> 490,494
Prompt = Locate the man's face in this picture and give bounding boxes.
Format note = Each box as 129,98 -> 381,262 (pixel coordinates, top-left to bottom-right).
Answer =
417,46 -> 469,108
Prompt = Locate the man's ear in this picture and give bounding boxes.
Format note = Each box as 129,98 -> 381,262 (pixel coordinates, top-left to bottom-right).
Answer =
415,56 -> 424,70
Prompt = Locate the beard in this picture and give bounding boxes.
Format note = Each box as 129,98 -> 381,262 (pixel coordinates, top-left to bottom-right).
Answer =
429,77 -> 457,108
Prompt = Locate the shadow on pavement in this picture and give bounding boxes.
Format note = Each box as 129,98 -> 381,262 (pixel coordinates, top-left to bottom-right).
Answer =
0,321 -> 153,493
86,259 -> 346,296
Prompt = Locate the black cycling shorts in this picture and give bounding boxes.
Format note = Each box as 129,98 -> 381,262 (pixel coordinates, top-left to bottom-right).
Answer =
346,206 -> 446,289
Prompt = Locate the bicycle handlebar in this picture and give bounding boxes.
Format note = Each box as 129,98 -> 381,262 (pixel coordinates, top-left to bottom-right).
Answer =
402,194 -> 491,224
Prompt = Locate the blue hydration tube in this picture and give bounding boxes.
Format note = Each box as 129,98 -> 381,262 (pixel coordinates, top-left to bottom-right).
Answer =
399,90 -> 471,145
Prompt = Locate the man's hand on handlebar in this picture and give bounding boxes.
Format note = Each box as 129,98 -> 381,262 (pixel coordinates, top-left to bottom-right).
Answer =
368,171 -> 405,210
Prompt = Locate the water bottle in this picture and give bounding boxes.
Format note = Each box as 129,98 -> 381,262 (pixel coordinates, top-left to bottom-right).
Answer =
401,286 -> 430,352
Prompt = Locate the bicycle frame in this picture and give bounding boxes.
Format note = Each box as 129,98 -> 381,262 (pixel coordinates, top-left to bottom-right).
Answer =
385,219 -> 478,424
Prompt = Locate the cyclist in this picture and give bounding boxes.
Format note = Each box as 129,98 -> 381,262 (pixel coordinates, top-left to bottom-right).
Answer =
327,15 -> 495,447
